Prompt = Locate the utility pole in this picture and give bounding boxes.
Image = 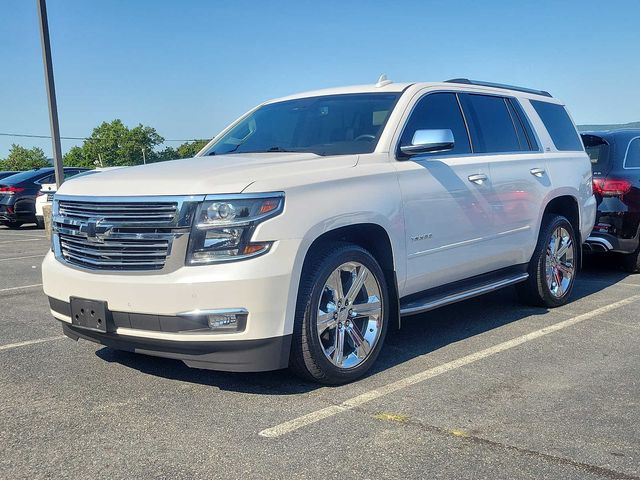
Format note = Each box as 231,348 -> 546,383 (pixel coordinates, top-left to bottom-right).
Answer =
36,0 -> 64,188
142,147 -> 147,165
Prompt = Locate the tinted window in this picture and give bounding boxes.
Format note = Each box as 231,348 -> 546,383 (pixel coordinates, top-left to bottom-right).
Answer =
505,99 -> 529,150
507,98 -> 540,151
581,134 -> 610,170
206,93 -> 400,156
531,100 -> 583,151
36,174 -> 57,184
0,169 -> 52,185
625,138 -> 640,168
399,92 -> 471,156
460,94 -> 523,153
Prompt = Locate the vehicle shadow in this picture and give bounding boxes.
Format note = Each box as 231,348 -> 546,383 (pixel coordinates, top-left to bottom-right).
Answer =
0,224 -> 41,231
95,259 -> 630,395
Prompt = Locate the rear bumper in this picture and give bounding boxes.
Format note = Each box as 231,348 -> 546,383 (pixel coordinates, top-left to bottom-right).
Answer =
584,232 -> 639,254
0,203 -> 35,223
61,322 -> 291,372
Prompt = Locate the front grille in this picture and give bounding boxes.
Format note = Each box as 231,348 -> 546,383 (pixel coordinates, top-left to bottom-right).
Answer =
52,197 -> 197,272
58,200 -> 178,223
59,232 -> 170,270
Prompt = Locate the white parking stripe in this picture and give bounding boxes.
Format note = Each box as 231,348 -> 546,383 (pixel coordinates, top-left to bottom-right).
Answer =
0,336 -> 65,352
0,254 -> 46,262
0,238 -> 45,244
0,284 -> 43,293
259,294 -> 640,438
0,233 -> 47,239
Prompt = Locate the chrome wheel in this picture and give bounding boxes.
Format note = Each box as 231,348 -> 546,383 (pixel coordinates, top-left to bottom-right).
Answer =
545,226 -> 575,298
316,261 -> 383,369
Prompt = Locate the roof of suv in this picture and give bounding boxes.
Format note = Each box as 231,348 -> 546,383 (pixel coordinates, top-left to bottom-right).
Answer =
269,79 -> 558,105
581,129 -> 640,143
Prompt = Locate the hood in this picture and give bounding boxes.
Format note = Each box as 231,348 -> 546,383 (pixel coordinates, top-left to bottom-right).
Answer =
56,153 -> 358,197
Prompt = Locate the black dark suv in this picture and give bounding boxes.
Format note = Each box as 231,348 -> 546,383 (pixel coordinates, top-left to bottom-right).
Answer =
581,130 -> 640,272
0,167 -> 88,228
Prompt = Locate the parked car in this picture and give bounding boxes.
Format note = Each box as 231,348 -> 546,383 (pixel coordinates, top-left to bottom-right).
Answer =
0,171 -> 19,180
35,167 -> 126,228
0,167 -> 88,228
581,130 -> 640,272
42,78 -> 595,384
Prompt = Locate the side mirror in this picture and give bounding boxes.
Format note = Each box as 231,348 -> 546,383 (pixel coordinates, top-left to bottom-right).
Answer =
400,129 -> 455,156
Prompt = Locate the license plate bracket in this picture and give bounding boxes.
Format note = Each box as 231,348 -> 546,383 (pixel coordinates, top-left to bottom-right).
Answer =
70,297 -> 110,333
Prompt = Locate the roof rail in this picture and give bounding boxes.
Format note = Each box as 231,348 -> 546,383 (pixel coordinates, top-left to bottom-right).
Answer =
444,78 -> 552,98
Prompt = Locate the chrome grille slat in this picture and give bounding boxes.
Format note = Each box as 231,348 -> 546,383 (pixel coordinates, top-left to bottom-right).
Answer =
63,251 -> 166,267
60,236 -> 169,249
57,200 -> 178,224
53,198 -> 190,271
59,232 -> 170,270
60,242 -> 168,258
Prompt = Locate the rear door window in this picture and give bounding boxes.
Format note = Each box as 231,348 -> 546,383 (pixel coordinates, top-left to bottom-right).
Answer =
398,92 -> 471,157
624,138 -> 640,168
459,94 -> 525,153
531,101 -> 583,151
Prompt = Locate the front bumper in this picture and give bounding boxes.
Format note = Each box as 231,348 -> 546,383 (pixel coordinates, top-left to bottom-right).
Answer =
43,238 -> 303,371
61,322 -> 291,372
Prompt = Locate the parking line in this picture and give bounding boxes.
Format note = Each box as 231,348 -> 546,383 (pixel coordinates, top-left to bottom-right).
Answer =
0,284 -> 43,293
259,294 -> 640,438
0,238 -> 45,244
0,254 -> 46,262
0,336 -> 65,352
0,232 -> 47,239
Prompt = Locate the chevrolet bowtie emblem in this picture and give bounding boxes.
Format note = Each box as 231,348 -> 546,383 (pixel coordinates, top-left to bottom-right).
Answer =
79,218 -> 113,243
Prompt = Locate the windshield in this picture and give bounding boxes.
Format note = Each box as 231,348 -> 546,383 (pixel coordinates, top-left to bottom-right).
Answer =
205,93 -> 400,156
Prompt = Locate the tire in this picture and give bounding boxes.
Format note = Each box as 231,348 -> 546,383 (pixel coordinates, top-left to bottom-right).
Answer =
517,214 -> 578,308
289,242 -> 389,385
4,221 -> 23,230
621,248 -> 640,274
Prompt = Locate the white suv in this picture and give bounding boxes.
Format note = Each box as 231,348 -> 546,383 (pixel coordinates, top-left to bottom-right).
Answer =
42,78 -> 596,384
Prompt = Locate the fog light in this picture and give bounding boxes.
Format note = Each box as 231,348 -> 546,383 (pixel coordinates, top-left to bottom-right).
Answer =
179,308 -> 248,332
208,313 -> 238,330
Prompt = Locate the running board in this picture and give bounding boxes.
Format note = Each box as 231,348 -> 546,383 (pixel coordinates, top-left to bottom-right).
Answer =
400,273 -> 529,317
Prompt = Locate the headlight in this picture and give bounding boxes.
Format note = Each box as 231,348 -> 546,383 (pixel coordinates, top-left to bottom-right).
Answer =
186,193 -> 284,264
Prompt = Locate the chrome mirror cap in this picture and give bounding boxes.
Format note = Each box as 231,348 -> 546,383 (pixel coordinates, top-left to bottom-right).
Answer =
400,129 -> 455,156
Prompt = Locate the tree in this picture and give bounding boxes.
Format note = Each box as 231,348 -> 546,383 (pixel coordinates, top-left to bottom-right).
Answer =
176,140 -> 208,159
63,146 -> 93,168
2,144 -> 49,170
63,120 -> 164,167
152,146 -> 178,163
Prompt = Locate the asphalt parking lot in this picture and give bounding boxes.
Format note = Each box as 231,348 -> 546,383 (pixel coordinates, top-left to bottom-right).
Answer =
1,225 -> 638,480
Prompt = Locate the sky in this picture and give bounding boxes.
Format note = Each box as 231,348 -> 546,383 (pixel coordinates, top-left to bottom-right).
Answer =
1,0 -> 639,158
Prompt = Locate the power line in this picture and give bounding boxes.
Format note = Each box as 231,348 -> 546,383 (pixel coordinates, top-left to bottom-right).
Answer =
0,132 -> 206,142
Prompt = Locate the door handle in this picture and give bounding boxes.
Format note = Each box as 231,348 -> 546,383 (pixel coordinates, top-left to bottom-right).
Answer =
530,167 -> 546,177
468,173 -> 488,185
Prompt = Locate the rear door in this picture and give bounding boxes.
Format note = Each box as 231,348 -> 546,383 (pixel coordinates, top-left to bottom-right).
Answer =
459,93 -> 549,268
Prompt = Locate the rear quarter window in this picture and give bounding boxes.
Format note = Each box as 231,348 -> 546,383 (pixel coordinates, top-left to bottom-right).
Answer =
581,134 -> 610,172
531,100 -> 583,151
624,138 -> 640,168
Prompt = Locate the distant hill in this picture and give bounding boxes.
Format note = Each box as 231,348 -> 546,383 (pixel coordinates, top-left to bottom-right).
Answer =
577,121 -> 640,132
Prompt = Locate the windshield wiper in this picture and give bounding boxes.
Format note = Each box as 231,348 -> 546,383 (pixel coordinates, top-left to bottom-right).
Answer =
266,146 -> 293,152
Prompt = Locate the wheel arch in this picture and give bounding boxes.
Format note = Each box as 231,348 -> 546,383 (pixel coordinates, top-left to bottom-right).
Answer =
541,193 -> 582,268
299,223 -> 401,330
